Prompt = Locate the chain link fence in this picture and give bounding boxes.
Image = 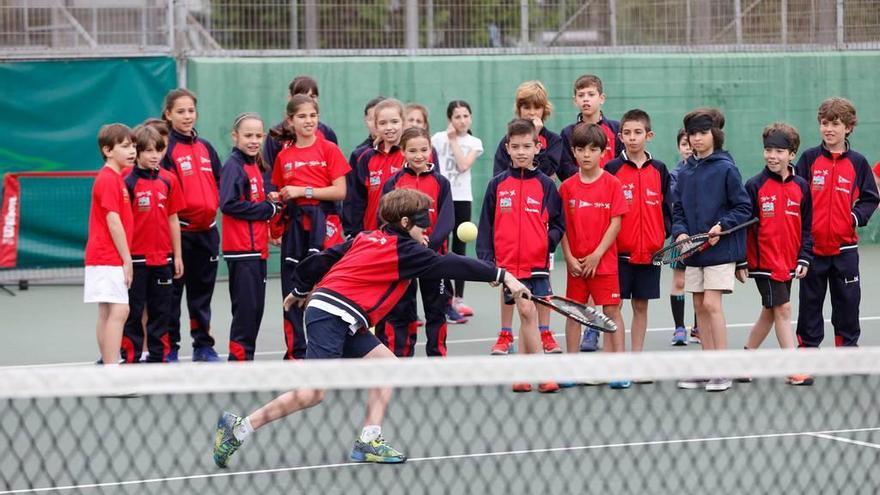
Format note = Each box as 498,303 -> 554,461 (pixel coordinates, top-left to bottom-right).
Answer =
1,0 -> 878,58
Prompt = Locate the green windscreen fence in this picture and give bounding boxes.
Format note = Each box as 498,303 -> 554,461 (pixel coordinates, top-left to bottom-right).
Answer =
188,52 -> 880,247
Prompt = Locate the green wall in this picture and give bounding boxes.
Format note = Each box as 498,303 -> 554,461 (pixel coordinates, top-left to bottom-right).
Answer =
189,52 -> 880,243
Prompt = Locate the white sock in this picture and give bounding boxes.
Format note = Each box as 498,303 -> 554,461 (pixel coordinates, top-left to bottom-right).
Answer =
233,416 -> 254,442
360,425 -> 381,443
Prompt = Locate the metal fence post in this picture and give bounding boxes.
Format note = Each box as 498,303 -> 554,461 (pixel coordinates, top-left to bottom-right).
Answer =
734,0 -> 743,46
290,0 -> 299,50
520,0 -> 529,46
609,0 -> 617,46
406,0 -> 419,51
305,0 -> 318,51
836,0 -> 844,48
427,0 -> 435,49
781,0 -> 787,46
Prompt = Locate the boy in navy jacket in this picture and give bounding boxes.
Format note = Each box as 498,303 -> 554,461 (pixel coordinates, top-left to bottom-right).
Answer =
671,108 -> 752,392
213,188 -> 528,468
794,97 -> 879,348
558,74 -> 623,180
477,119 -> 565,393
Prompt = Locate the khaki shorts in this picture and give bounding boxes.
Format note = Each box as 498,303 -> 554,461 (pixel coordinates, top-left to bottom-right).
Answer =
684,263 -> 736,294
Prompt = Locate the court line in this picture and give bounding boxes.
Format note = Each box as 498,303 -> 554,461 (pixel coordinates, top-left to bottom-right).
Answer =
3,316 -> 880,370
806,432 -> 880,450
3,426 -> 879,494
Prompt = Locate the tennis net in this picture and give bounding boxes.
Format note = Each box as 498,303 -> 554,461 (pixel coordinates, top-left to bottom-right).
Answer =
2,348 -> 880,494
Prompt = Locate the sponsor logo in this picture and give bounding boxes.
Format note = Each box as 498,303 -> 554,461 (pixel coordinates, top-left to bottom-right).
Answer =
526,196 -> 540,206
787,199 -> 800,207
838,176 -> 851,185
500,197 -> 513,209
623,189 -> 634,201
366,234 -> 388,245
568,199 -> 576,209
835,186 -> 851,194
812,175 -> 825,189
2,195 -> 17,245
499,190 -> 516,197
249,178 -> 260,199
137,195 -> 151,209
284,162 -> 294,173
524,207 -> 540,213
761,200 -> 775,217
200,156 -> 212,164
294,160 -> 327,169
369,171 -> 382,187
646,188 -> 659,197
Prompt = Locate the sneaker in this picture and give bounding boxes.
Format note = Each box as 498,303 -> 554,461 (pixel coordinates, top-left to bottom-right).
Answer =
786,374 -> 815,386
193,346 -> 221,362
541,331 -> 562,354
213,412 -> 243,468
609,380 -> 633,389
350,436 -> 406,464
583,379 -> 606,386
166,349 -> 179,363
633,379 -> 655,384
139,351 -> 149,363
491,332 -> 514,355
512,383 -> 532,392
454,297 -> 474,317
558,382 -> 578,388
445,305 -> 468,324
579,328 -> 599,352
538,382 -> 560,393
735,377 -> 753,383
705,378 -> 732,392
689,326 -> 701,344
677,378 -> 708,389
671,326 -> 688,346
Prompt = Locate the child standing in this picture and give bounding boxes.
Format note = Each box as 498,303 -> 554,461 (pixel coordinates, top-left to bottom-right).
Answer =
558,74 -> 623,180
672,108 -> 752,392
795,97 -> 879,349
605,109 -> 670,355
738,122 -> 815,385
344,98 -> 406,238
432,100 -> 484,322
85,124 -> 136,365
478,119 -> 564,393
213,188 -> 529,468
161,88 -> 223,362
221,113 -> 284,361
121,125 -> 184,363
271,95 -> 350,360
559,123 -> 628,387
378,127 -> 455,356
668,128 -> 699,345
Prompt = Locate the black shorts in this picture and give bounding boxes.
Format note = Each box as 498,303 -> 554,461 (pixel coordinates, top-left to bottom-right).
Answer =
755,278 -> 792,309
618,259 -> 661,300
304,306 -> 382,359
504,276 -> 552,305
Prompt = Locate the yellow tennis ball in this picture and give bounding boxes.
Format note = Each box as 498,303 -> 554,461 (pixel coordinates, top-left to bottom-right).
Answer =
457,222 -> 478,243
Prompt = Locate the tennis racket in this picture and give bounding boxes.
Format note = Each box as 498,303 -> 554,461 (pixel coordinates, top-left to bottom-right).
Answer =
651,218 -> 758,266
529,294 -> 617,333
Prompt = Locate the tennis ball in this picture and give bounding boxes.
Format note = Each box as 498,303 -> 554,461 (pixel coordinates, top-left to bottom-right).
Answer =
457,222 -> 478,243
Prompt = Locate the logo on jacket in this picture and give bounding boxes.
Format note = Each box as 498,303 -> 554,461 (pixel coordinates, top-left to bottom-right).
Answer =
178,156 -> 193,175
838,176 -> 851,185
369,171 -> 382,188
526,196 -> 540,206
500,197 -> 513,210
812,170 -> 828,190
646,188 -> 659,197
249,178 -> 260,200
787,199 -> 800,207
137,193 -> 151,211
622,183 -> 634,201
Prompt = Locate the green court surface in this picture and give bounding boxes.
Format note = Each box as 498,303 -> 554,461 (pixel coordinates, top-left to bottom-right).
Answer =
2,246 -> 880,494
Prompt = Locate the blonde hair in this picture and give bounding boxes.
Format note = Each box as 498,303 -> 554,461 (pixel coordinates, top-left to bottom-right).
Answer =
514,80 -> 553,120
373,98 -> 405,126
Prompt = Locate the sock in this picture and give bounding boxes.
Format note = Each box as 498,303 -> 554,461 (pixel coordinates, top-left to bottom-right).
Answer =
233,416 -> 254,442
693,311 -> 699,329
500,327 -> 513,335
670,295 -> 685,328
360,425 -> 381,443
539,325 -> 550,334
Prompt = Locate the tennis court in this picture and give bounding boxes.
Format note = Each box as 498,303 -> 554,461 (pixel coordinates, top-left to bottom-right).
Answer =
2,247 -> 880,493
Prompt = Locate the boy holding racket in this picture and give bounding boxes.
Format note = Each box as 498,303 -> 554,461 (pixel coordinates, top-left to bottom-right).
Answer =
477,118 -> 565,393
794,97 -> 878,350
671,108 -> 751,392
737,123 -> 815,385
559,123 -> 628,388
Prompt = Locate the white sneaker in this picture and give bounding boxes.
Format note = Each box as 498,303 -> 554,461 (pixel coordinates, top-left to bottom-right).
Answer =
677,378 -> 708,389
705,378 -> 732,392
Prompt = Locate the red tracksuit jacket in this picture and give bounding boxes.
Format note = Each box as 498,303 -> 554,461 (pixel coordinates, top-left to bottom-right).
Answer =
604,152 -> 671,265
219,148 -> 279,260
292,227 -> 505,330
381,164 -> 454,253
124,166 -> 185,266
476,166 -> 565,279
795,143 -> 879,256
743,167 -> 813,281
343,143 -> 405,236
161,128 -> 222,231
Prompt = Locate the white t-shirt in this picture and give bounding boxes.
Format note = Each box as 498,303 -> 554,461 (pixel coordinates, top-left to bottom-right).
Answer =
431,131 -> 484,202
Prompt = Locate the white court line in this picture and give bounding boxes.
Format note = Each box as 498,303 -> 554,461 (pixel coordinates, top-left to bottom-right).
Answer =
806,432 -> 880,450
3,426 -> 879,494
4,316 -> 880,370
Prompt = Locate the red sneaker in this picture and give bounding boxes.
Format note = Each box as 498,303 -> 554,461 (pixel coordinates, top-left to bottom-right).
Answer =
454,298 -> 474,317
512,383 -> 532,393
491,332 -> 514,355
538,382 -> 560,393
541,331 -> 562,354
786,374 -> 814,386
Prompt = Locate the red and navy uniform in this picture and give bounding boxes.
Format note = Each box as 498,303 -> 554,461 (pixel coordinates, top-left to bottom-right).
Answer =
85,166 -> 134,267
121,166 -> 185,363
743,166 -> 813,281
291,227 -> 505,358
604,151 -> 671,265
262,121 -> 338,190
220,148 -> 280,361
343,143 -> 405,237
161,127 -> 223,353
794,142 -> 879,347
271,138 -> 350,360
377,164 -> 454,357
476,166 -> 565,280
558,113 -> 623,181
492,127 -> 563,178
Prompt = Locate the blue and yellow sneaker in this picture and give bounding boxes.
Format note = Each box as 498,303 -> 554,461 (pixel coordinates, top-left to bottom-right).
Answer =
350,436 -> 407,463
213,412 -> 243,468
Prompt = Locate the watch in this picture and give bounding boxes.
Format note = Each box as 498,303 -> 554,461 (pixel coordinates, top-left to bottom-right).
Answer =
305,186 -> 314,199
